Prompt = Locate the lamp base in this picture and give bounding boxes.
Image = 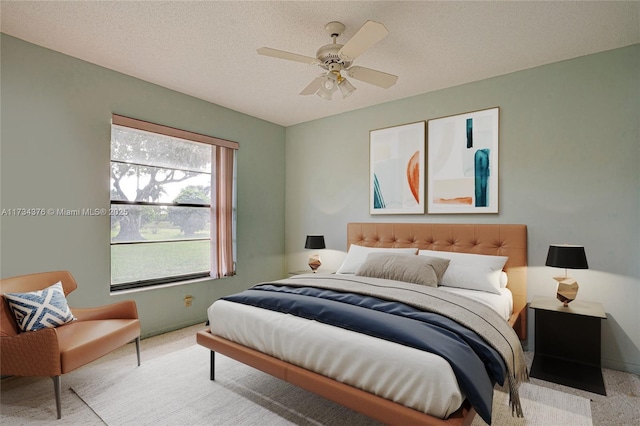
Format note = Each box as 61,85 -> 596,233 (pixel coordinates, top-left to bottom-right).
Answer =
554,276 -> 579,307
308,254 -> 321,273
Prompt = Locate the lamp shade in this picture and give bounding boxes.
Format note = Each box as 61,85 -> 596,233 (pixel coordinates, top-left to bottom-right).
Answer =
305,235 -> 326,250
545,244 -> 588,269
338,78 -> 356,98
316,86 -> 333,100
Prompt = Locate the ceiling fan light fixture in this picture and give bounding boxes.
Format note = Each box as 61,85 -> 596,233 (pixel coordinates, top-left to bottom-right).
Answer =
338,78 -> 356,98
316,87 -> 333,100
322,76 -> 336,91
316,73 -> 338,100
316,85 -> 333,100
259,20 -> 398,99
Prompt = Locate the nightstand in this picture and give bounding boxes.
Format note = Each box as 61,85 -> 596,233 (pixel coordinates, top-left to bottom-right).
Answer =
529,296 -> 607,395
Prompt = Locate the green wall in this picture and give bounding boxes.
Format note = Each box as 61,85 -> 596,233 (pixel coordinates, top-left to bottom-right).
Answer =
285,44 -> 640,374
0,34 -> 286,337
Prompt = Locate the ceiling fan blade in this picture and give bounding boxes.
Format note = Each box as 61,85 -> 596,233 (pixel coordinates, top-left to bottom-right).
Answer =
257,47 -> 317,65
338,21 -> 388,62
299,77 -> 324,95
346,66 -> 398,89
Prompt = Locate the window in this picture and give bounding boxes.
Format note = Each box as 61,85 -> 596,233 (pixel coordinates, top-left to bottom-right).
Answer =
110,114 -> 238,291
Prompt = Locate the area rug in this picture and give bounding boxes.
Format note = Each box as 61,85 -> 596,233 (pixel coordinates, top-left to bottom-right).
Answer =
471,381 -> 592,426
71,345 -> 592,426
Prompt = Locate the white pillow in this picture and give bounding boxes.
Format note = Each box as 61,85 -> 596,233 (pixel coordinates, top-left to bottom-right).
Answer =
336,245 -> 418,274
418,250 -> 508,294
499,271 -> 508,288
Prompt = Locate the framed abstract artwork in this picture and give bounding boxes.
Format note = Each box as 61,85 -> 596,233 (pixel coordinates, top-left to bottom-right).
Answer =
427,107 -> 499,214
370,121 -> 425,215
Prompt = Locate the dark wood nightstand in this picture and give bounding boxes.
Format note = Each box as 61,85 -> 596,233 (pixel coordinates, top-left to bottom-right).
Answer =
529,296 -> 607,395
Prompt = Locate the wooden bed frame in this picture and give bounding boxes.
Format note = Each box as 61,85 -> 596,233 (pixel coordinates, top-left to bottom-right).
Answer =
197,223 -> 527,426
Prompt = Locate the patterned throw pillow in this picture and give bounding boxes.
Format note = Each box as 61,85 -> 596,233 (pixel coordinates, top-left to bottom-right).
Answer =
4,281 -> 76,332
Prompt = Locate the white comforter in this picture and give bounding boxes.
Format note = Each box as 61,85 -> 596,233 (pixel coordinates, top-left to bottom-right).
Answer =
208,299 -> 464,419
207,277 -> 513,419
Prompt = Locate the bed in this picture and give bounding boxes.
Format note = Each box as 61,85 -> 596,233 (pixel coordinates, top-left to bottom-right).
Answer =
197,223 -> 528,425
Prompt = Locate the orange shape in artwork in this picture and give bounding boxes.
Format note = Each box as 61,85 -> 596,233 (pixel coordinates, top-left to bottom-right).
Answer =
407,151 -> 420,203
436,197 -> 473,205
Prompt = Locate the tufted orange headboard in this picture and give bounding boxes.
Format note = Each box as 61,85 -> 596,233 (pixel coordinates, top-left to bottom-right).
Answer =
347,223 -> 528,340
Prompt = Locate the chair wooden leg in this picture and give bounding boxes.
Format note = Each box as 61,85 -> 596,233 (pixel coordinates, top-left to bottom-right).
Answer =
52,376 -> 61,419
135,336 -> 141,366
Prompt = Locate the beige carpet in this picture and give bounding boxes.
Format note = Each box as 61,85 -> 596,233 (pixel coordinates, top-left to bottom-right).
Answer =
69,344 -> 592,426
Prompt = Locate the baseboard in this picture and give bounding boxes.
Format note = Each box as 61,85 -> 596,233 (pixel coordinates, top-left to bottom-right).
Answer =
602,357 -> 640,375
140,318 -> 207,340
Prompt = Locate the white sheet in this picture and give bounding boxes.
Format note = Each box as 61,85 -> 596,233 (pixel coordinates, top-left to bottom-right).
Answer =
208,300 -> 464,419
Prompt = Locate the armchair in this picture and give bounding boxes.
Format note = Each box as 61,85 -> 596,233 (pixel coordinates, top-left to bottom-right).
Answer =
1,270 -> 141,419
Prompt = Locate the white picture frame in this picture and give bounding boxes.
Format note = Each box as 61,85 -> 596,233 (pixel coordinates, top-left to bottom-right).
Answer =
370,121 -> 426,215
427,107 -> 499,214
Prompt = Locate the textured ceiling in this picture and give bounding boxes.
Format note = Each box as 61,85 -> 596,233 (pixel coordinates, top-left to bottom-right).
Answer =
1,1 -> 639,127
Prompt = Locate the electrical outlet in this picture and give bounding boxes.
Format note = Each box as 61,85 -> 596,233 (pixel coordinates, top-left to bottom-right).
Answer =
184,295 -> 193,307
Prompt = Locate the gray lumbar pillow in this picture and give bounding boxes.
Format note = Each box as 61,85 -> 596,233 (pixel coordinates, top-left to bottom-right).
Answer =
355,253 -> 450,287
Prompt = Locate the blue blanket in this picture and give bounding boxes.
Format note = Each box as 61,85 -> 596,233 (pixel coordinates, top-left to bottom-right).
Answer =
223,284 -> 506,424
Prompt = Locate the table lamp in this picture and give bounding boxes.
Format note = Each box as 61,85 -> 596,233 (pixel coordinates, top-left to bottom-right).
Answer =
545,244 -> 589,307
305,235 -> 326,273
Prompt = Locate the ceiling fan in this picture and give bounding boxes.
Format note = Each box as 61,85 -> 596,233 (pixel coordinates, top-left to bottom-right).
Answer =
257,20 -> 398,100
